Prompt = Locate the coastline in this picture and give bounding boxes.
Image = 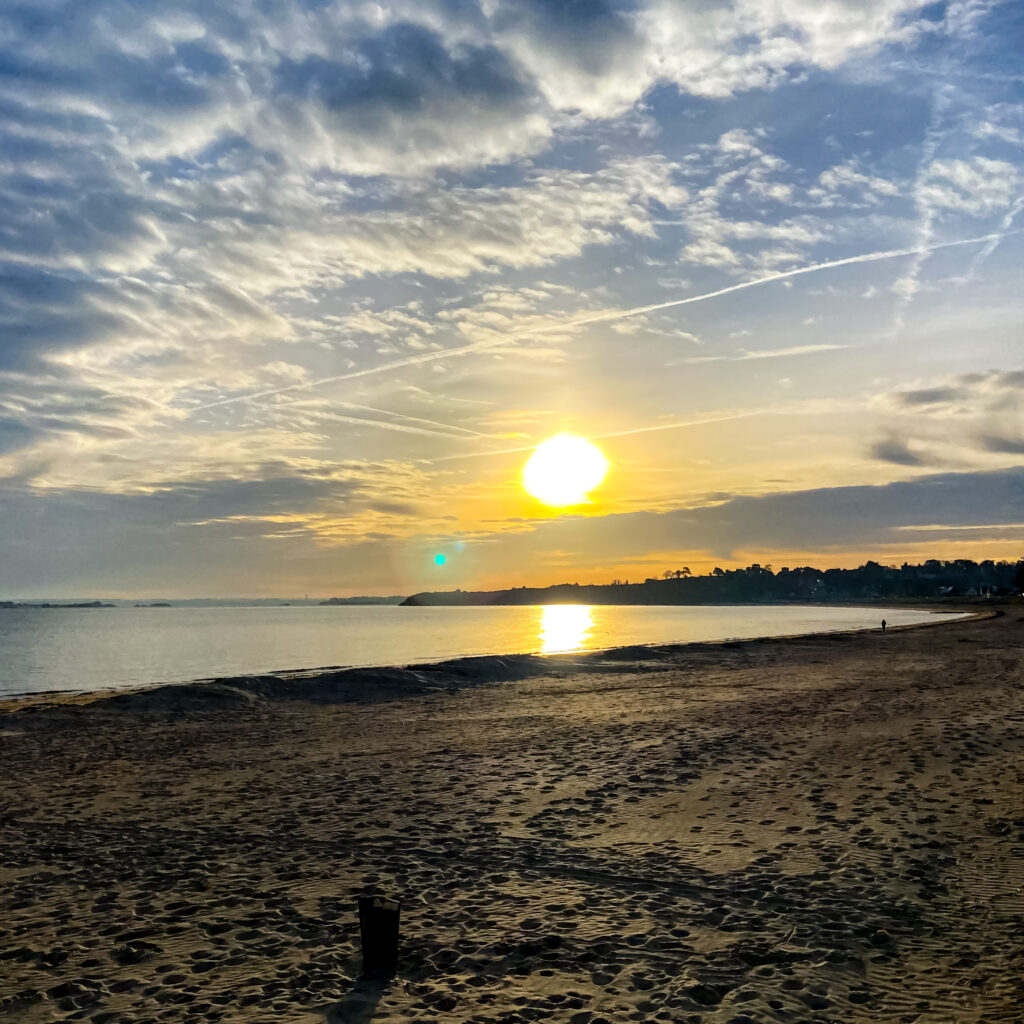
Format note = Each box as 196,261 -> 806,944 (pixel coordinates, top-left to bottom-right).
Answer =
2,608 -> 1022,1023
0,603 -> 982,716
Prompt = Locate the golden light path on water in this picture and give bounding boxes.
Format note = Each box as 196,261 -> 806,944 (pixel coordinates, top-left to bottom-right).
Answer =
537,604 -> 594,654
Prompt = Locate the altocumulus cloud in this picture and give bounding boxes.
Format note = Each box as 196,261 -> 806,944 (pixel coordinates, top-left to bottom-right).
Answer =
0,0 -> 968,377
0,0 -> 931,171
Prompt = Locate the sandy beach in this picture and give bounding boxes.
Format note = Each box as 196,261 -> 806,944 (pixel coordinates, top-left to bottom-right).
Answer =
1,609 -> 1023,1024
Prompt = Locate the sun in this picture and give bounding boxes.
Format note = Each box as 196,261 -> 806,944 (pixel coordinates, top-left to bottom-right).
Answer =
522,434 -> 609,507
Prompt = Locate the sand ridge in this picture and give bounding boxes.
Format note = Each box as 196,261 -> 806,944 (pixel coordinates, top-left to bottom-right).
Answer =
1,609 -> 1023,1022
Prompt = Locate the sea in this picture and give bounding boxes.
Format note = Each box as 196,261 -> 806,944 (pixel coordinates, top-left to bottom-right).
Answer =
0,603 -> 969,699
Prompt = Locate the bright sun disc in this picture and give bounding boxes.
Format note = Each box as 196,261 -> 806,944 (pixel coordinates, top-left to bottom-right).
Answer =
522,434 -> 609,507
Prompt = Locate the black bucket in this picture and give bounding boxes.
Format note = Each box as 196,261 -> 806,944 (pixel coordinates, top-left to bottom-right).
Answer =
358,896 -> 401,976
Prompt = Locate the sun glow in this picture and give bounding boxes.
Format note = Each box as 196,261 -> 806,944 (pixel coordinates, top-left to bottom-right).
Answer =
538,604 -> 593,654
521,434 -> 609,507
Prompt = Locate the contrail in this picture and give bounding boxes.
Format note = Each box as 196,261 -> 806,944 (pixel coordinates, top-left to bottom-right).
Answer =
597,408 -> 769,440
426,408 -> 777,463
305,409 -> 476,439
202,392 -> 500,441
964,195 -> 1023,282
426,395 -> 867,463
890,83 -> 954,335
338,401 -> 499,439
188,229 -> 1011,414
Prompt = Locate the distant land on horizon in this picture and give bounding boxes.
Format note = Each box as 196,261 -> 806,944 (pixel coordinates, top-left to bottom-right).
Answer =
402,558 -> 1024,607
0,600 -> 116,610
0,596 -> 405,608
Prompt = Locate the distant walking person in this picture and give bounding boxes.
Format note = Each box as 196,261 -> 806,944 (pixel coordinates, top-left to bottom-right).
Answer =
881,618 -> 887,632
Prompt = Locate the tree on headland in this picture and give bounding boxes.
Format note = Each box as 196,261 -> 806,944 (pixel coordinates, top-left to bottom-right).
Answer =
1014,560 -> 1024,593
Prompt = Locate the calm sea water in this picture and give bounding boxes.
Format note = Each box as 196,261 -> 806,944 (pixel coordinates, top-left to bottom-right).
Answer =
0,604 -> 966,698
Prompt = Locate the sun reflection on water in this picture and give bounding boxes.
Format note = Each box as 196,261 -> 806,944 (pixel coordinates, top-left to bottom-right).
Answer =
538,604 -> 593,654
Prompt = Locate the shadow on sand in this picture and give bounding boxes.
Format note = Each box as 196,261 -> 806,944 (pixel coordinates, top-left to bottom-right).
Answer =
324,977 -> 389,1023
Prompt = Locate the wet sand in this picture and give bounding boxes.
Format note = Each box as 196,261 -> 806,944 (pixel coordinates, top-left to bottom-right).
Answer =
1,609 -> 1023,1023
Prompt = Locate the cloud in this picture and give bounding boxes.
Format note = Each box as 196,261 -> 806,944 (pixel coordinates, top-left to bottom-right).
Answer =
259,23 -> 551,175
871,370 -> 1024,468
919,156 -> 1019,216
0,468 -> 411,592
679,237 -> 743,269
870,437 -> 925,465
0,127 -> 169,273
0,418 -> 36,456
978,433 -> 1024,454
314,157 -> 685,279
0,0 -> 931,180
639,0 -> 927,99
887,369 -> 1024,414
157,154 -> 684,293
490,0 -> 649,118
810,161 -> 901,208
895,385 -> 968,406
9,280 -> 276,369
0,369 -> 166,460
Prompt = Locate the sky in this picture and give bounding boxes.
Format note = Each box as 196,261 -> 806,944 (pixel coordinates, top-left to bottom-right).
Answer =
0,0 -> 1022,598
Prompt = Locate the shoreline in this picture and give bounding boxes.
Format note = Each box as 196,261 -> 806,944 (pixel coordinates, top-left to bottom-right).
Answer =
2,607 -> 1023,1022
0,604 -> 984,719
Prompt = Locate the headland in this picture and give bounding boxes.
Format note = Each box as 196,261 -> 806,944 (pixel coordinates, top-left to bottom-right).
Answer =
401,558 -> 1023,606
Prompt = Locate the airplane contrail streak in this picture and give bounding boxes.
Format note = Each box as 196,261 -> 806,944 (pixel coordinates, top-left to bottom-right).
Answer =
307,410 -> 475,439
965,196 -> 1023,281
337,401 -> 499,439
426,409 -> 776,463
188,230 -> 1012,415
